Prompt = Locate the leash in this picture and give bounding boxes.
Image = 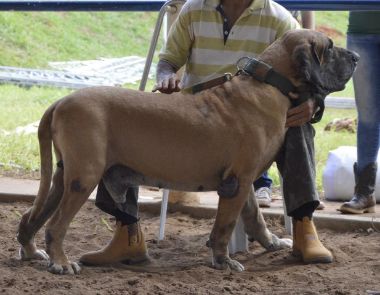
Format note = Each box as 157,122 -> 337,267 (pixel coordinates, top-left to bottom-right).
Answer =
190,73 -> 233,94
189,57 -> 325,123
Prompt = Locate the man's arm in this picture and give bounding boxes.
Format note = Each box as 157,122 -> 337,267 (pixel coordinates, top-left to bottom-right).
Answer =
152,60 -> 181,94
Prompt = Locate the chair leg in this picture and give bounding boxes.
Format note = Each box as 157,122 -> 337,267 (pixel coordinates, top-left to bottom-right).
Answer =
228,216 -> 248,255
139,0 -> 186,241
158,189 -> 170,240
279,174 -> 292,235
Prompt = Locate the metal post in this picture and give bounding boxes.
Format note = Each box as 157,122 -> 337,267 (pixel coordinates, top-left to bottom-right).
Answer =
139,0 -> 185,91
158,189 -> 169,240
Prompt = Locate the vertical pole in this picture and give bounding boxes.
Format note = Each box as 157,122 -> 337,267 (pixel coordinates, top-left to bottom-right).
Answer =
139,0 -> 184,92
158,189 -> 170,240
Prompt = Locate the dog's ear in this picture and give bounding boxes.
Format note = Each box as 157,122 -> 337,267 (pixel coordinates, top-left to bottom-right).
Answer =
311,41 -> 324,66
292,43 -> 312,81
292,42 -> 323,86
310,37 -> 333,66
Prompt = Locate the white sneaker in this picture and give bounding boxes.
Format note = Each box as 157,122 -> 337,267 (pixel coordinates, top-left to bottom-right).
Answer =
256,187 -> 272,208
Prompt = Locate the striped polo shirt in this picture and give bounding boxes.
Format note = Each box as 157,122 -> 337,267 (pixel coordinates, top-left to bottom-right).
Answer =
159,0 -> 300,90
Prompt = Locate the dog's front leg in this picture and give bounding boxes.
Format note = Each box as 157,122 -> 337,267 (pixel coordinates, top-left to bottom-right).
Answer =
209,179 -> 252,272
240,186 -> 292,251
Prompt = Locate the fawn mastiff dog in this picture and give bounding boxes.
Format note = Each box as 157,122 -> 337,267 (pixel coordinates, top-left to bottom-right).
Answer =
17,29 -> 357,274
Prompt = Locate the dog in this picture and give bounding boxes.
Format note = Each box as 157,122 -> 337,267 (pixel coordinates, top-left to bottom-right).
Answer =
17,29 -> 357,275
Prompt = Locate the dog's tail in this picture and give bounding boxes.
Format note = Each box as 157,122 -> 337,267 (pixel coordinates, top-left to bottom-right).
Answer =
29,100 -> 60,221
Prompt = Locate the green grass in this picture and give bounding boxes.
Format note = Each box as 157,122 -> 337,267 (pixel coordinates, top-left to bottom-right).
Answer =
315,11 -> 348,47
0,10 -> 358,192
0,86 -> 72,170
0,85 -> 71,129
0,11 -> 161,171
0,11 -> 160,67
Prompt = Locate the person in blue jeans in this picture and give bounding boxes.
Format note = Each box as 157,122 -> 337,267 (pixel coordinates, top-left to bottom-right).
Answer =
340,11 -> 380,214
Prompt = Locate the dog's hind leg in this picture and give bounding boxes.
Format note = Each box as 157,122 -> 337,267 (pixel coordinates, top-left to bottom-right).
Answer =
17,166 -> 65,261
240,186 -> 292,251
44,166 -> 102,275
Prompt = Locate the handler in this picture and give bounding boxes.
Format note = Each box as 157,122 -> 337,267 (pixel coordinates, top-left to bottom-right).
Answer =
80,0 -> 333,266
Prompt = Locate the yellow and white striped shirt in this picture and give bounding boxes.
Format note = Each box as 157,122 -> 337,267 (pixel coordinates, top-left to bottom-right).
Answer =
159,0 -> 300,90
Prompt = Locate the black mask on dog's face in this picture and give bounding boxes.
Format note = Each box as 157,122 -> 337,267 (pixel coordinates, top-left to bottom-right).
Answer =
293,34 -> 359,96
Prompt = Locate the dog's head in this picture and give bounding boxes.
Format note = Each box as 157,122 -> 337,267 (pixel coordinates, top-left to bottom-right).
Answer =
262,29 -> 358,98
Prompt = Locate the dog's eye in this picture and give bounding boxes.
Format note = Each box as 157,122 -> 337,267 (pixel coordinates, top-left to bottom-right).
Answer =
325,40 -> 334,58
328,39 -> 334,50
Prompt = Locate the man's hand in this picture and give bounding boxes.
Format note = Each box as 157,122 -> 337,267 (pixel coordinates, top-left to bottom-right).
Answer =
286,99 -> 317,127
152,60 -> 181,94
152,73 -> 181,94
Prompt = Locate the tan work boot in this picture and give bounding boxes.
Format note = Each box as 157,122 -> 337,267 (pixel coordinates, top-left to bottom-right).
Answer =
80,221 -> 149,265
292,217 -> 333,264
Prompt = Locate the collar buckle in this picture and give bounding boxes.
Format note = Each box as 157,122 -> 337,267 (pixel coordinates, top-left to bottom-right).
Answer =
236,57 -> 272,82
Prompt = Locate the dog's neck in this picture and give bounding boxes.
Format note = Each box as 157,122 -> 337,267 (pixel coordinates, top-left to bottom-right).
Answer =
237,57 -> 296,99
259,47 -> 326,123
259,49 -> 299,87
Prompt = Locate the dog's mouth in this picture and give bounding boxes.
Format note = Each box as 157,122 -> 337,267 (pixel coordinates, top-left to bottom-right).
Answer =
331,55 -> 358,92
348,49 -> 359,77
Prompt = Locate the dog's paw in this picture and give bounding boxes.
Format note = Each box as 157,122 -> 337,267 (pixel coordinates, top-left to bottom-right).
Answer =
19,247 -> 49,261
48,261 -> 81,275
212,256 -> 245,272
266,234 -> 293,251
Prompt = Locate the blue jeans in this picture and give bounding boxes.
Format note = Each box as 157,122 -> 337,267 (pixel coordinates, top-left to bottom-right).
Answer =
347,34 -> 380,172
253,171 -> 272,190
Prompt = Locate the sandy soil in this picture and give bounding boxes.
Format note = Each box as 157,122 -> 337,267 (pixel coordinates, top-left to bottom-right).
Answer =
0,201 -> 379,295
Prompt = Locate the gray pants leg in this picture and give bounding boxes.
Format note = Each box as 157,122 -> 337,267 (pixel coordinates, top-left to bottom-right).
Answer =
275,123 -> 320,215
95,165 -> 140,224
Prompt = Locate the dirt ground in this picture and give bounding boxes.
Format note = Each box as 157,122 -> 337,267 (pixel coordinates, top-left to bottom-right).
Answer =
0,201 -> 379,295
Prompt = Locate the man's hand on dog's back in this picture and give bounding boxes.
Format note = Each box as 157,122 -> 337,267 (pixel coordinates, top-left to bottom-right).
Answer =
152,60 -> 182,94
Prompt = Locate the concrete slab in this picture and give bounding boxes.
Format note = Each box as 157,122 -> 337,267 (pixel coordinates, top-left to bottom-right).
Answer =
1,176 -> 379,232
0,176 -> 161,204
